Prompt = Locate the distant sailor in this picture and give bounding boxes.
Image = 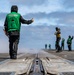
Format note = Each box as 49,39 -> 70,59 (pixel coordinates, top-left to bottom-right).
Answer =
45,44 -> 47,49
61,38 -> 65,50
49,44 -> 51,49
67,35 -> 73,51
54,27 -> 61,52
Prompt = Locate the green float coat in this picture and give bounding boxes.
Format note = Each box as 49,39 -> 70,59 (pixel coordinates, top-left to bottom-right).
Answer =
7,12 -> 21,32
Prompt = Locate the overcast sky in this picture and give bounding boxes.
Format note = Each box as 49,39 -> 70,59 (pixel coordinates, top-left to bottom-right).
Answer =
0,0 -> 74,52
0,0 -> 74,26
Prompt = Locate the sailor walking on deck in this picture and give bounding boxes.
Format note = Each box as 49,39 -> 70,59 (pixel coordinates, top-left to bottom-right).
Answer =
4,5 -> 34,59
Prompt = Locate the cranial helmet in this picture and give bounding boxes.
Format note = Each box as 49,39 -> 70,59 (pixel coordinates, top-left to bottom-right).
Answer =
69,35 -> 71,38
11,5 -> 18,12
55,27 -> 58,31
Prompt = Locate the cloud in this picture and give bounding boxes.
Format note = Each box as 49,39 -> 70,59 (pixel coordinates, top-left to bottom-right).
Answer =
23,11 -> 74,19
49,12 -> 74,25
0,27 -> 9,53
23,11 -> 74,26
0,13 -> 7,20
19,25 -> 74,50
9,0 -> 47,6
63,0 -> 74,8
8,0 -> 63,15
1,25 -> 74,53
19,26 -> 55,49
23,12 -> 47,19
1,10 -> 74,27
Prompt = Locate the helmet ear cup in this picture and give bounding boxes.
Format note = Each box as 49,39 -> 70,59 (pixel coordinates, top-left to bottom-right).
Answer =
11,5 -> 18,12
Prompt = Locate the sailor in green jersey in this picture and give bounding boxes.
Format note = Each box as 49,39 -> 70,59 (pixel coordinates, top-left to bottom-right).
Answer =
61,38 -> 65,50
4,5 -> 34,59
67,36 -> 73,51
49,44 -> 51,49
45,44 -> 47,49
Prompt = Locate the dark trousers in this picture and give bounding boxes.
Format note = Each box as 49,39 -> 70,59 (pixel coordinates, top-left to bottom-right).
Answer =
68,44 -> 72,51
9,34 -> 19,58
9,31 -> 20,58
56,37 -> 61,52
55,44 -> 57,50
61,43 -> 64,50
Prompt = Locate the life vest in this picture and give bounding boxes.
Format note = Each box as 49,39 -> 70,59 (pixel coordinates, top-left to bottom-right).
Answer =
55,31 -> 61,37
67,38 -> 72,44
56,33 -> 60,37
62,39 -> 65,44
7,12 -> 21,32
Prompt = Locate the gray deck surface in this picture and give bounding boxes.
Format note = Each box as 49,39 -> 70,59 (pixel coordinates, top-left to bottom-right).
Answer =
0,50 -> 74,75
45,49 -> 74,62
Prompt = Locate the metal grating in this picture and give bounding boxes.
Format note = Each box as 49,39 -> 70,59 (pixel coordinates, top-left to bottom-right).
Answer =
0,72 -> 15,75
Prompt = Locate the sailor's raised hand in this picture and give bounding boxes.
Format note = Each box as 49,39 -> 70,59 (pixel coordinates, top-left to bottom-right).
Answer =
31,18 -> 34,22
